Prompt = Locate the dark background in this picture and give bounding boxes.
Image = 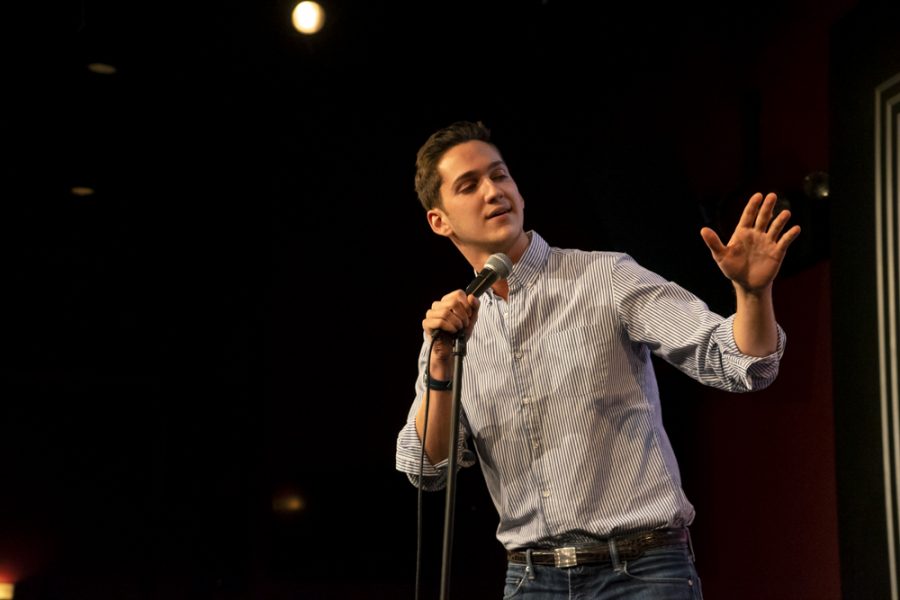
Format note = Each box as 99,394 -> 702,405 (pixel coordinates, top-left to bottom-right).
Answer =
0,0 -> 859,598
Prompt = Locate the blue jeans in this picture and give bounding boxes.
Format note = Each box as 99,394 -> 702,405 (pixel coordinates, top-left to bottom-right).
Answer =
502,542 -> 703,599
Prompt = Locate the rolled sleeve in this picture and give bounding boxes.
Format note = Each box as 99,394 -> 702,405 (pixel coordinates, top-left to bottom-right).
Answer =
395,412 -> 476,491
709,314 -> 786,391
395,334 -> 477,490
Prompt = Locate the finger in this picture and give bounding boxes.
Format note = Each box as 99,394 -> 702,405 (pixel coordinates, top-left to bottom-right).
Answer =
432,314 -> 463,334
427,291 -> 480,337
450,297 -> 474,323
766,208 -> 792,240
755,193 -> 778,231
424,319 -> 444,339
700,227 -> 726,258
738,192 -> 764,228
465,299 -> 480,336
443,307 -> 467,331
776,224 -> 802,251
425,305 -> 465,334
423,315 -> 444,337
442,289 -> 469,305
467,294 -> 481,314
433,292 -> 470,318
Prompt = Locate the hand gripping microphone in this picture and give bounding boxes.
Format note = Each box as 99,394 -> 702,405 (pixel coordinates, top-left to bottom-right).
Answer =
465,253 -> 513,297
431,253 -> 512,341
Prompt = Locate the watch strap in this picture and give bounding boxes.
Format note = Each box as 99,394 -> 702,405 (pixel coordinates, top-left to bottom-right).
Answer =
425,374 -> 452,391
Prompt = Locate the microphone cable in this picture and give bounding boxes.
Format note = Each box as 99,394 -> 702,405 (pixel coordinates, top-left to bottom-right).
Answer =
412,256 -> 510,598
415,332 -> 440,600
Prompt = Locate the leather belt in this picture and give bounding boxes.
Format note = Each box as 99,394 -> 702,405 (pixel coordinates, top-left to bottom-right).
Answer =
507,527 -> 689,568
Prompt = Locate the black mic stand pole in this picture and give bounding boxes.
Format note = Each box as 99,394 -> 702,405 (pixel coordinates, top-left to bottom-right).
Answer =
439,331 -> 467,600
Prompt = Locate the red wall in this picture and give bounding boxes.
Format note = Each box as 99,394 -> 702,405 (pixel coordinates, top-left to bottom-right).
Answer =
694,263 -> 838,598
672,3 -> 851,597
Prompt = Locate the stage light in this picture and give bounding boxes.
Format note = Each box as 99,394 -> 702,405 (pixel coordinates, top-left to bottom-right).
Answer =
87,63 -> 117,75
272,490 -> 306,514
0,582 -> 14,600
803,171 -> 829,200
292,2 -> 325,35
70,186 -> 95,197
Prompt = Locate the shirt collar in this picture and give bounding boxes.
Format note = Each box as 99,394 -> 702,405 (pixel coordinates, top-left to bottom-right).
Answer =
509,230 -> 549,292
484,231 -> 549,304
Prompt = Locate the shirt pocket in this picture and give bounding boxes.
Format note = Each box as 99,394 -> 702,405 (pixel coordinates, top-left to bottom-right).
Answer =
538,325 -> 611,398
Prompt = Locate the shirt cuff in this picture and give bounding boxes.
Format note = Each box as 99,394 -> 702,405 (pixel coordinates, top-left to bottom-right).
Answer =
714,314 -> 786,361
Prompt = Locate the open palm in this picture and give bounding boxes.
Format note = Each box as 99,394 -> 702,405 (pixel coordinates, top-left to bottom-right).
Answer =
700,192 -> 801,293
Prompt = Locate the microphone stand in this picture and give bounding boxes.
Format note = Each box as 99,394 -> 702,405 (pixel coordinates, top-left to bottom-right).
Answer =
439,331 -> 467,600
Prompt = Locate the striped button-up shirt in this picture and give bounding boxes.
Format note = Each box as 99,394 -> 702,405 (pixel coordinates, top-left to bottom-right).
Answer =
395,231 -> 784,550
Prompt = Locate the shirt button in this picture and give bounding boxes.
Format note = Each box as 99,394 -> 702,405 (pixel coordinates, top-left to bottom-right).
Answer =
514,350 -> 523,360
532,440 -> 540,449
503,311 -> 509,317
522,396 -> 530,405
542,490 -> 551,498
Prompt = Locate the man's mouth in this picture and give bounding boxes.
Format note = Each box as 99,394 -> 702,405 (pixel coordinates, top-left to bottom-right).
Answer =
487,208 -> 510,219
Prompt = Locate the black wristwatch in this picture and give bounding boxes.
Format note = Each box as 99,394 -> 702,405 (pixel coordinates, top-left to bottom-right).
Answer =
424,373 -> 452,391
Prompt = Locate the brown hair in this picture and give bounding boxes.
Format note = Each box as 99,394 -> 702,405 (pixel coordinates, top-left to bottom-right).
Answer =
414,121 -> 496,211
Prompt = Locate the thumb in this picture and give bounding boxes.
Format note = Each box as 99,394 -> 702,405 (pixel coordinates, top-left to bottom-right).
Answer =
700,227 -> 725,258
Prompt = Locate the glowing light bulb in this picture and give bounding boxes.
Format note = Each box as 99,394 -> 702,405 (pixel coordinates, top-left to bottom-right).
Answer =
273,490 -> 306,514
87,63 -> 117,75
71,186 -> 95,197
292,1 -> 325,35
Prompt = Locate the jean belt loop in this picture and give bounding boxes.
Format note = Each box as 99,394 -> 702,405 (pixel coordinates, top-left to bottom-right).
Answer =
608,536 -> 623,572
525,548 -> 536,580
685,527 -> 696,562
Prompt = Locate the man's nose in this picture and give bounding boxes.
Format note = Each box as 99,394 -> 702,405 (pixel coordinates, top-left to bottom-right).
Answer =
481,177 -> 503,201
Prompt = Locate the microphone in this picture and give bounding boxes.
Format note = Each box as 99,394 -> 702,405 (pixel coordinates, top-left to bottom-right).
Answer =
465,253 -> 513,297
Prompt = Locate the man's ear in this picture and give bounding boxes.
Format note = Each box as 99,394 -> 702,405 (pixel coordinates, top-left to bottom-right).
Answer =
427,208 -> 453,237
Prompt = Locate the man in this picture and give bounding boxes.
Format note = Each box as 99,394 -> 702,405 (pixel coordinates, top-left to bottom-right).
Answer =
395,121 -> 799,599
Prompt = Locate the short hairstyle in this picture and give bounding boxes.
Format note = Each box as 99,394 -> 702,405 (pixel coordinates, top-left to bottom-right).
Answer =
414,120 -> 496,211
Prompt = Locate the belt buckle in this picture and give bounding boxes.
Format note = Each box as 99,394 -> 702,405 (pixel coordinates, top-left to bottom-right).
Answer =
553,546 -> 577,568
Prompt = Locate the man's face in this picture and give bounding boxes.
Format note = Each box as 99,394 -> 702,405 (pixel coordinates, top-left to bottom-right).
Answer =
429,140 -> 525,253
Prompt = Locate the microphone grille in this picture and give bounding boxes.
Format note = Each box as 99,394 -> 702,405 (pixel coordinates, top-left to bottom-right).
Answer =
485,253 -> 513,279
